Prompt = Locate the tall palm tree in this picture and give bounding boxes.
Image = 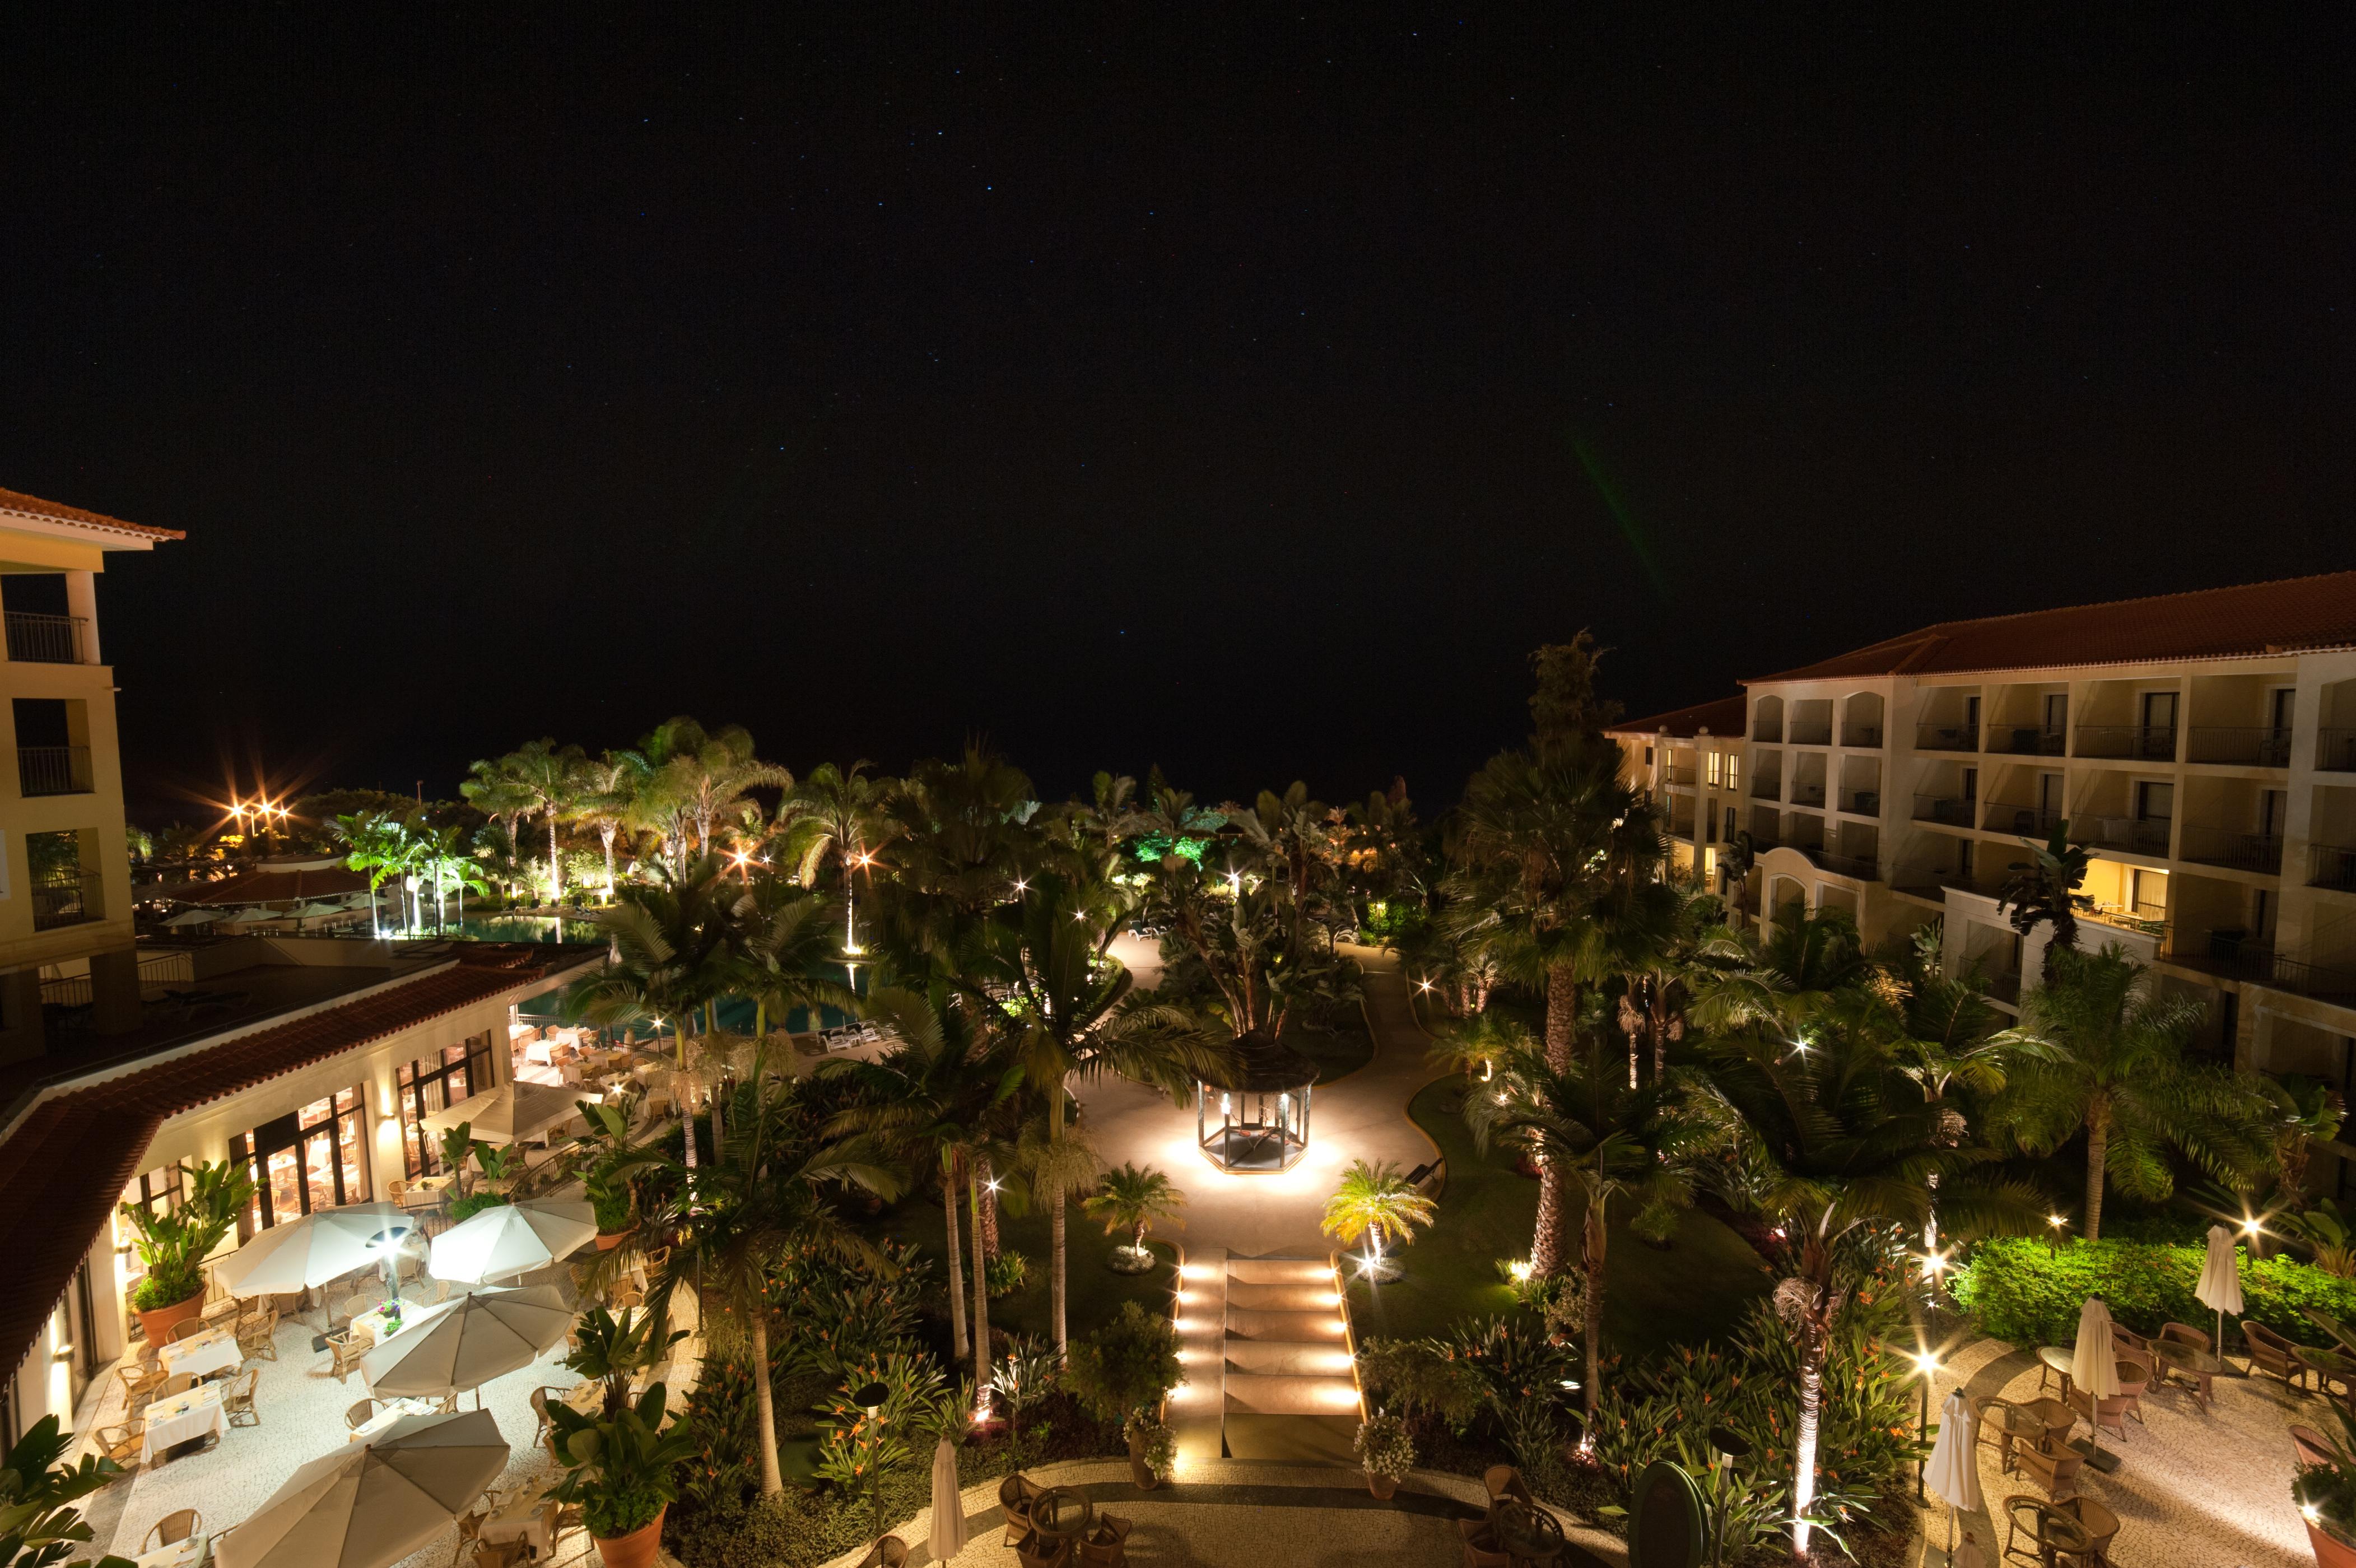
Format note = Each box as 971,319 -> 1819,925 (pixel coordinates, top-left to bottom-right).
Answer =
1321,1158 -> 1437,1275
646,718 -> 792,860
459,757 -> 537,906
625,1046 -> 900,1499
333,809 -> 420,934
500,738 -> 588,908
1992,943 -> 2270,1239
1464,1021 -> 1719,1436
572,750 -> 647,902
1083,1162 -> 1187,1264
785,762 -> 897,945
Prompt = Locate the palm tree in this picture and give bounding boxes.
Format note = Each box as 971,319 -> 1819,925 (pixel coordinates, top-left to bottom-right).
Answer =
459,759 -> 537,907
647,718 -> 791,860
500,738 -> 588,908
333,809 -> 419,934
1996,821 -> 2092,954
785,762 -> 897,948
1321,1158 -> 1436,1277
1992,943 -> 2271,1239
1082,1162 -> 1187,1266
572,750 -> 647,902
624,1045 -> 900,1498
1463,1021 -> 1719,1436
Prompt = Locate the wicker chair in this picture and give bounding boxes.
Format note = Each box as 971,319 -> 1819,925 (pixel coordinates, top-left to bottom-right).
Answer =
1013,1537 -> 1068,1568
325,1329 -> 374,1383
856,1538 -> 910,1568
2056,1495 -> 2120,1566
115,1360 -> 163,1417
2293,1423 -> 2337,1469
236,1305 -> 280,1362
94,1421 -> 144,1468
999,1472 -> 1042,1547
2245,1320 -> 2306,1388
166,1317 -> 212,1344
1483,1464 -> 1535,1510
155,1372 -> 197,1401
344,1398 -> 379,1432
2108,1322 -> 2150,1357
2013,1439 -> 2085,1501
1458,1518 -> 1514,1568
2001,1496 -> 2089,1568
222,1367 -> 261,1428
2159,1321 -> 2212,1354
142,1510 -> 203,1552
2068,1355 -> 2147,1438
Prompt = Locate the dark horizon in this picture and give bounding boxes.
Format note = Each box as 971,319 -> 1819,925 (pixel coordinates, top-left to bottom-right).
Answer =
5,11 -> 2348,826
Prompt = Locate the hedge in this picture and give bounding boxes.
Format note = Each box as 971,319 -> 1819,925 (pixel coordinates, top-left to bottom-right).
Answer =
1952,1236 -> 2356,1349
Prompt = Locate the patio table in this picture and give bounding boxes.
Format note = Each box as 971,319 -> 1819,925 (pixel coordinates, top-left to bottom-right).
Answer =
1989,1402 -> 2053,1473
2300,1347 -> 2356,1402
141,1383 -> 226,1462
524,1040 -> 557,1064
564,1380 -> 605,1416
2036,1345 -> 2075,1395
131,1534 -> 207,1568
1491,1500 -> 1566,1566
157,1325 -> 242,1382
2151,1339 -> 2227,1408
1030,1486 -> 1094,1546
479,1493 -> 560,1559
350,1304 -> 417,1346
346,1397 -> 442,1443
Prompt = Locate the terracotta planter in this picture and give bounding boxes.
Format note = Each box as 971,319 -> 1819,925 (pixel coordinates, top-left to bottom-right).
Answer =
2308,1519 -> 2356,1568
1125,1434 -> 1161,1491
594,1227 -> 634,1252
593,1507 -> 667,1568
1367,1471 -> 1399,1500
136,1292 -> 206,1349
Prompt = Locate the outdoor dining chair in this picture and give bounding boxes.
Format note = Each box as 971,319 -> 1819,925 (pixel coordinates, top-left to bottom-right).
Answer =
1458,1518 -> 1514,1568
344,1398 -> 379,1432
325,1328 -> 374,1382
142,1510 -> 203,1552
1484,1464 -> 1536,1510
94,1420 -> 143,1469
999,1472 -> 1044,1546
2294,1423 -> 2337,1469
166,1317 -> 213,1344
156,1372 -> 197,1401
2001,1496 -> 2089,1568
2159,1322 -> 2212,1354
116,1360 -> 162,1416
2013,1439 -> 2086,1501
2245,1320 -> 2307,1389
855,1538 -> 909,1568
223,1367 -> 260,1427
2057,1495 -> 2121,1565
1013,1535 -> 1069,1568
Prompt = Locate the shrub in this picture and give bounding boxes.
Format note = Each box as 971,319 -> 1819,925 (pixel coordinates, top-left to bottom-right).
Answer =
763,1239 -> 930,1381
985,1249 -> 1030,1299
1953,1236 -> 2356,1348
1065,1300 -> 1183,1422
450,1192 -> 511,1223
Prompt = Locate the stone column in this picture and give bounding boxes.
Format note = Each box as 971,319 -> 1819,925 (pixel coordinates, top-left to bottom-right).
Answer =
89,947 -> 141,1033
63,571 -> 99,664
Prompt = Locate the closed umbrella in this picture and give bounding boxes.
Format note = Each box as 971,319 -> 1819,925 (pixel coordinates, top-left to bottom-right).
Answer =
212,1408 -> 508,1568
429,1199 -> 598,1284
420,1081 -> 583,1146
928,1436 -> 967,1563
360,1286 -> 572,1400
2071,1297 -> 2122,1466
2196,1222 -> 2246,1354
210,1204 -> 422,1300
1923,1389 -> 1983,1557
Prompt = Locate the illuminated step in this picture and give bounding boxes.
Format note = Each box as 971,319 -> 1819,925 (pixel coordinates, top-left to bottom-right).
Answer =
1223,1338 -> 1358,1376
1225,1257 -> 1337,1286
1222,1281 -> 1343,1314
1222,1372 -> 1365,1416
1222,1307 -> 1348,1342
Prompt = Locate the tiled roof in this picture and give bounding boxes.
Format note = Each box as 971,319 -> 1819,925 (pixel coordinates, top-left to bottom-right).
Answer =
179,865 -> 373,906
0,944 -> 594,1381
1747,570 -> 2356,685
1607,694 -> 1748,739
0,486 -> 184,542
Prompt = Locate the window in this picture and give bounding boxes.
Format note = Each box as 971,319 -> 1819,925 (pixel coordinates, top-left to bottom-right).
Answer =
2131,868 -> 2168,918
232,1087 -> 366,1235
396,1033 -> 496,1178
1725,753 -> 1739,793
1724,806 -> 1736,843
25,829 -> 94,930
1706,752 -> 1722,787
2135,781 -> 2174,823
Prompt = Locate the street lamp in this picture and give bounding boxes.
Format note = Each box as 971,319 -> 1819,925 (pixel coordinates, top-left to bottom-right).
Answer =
854,1381 -> 891,1547
1910,1350 -> 1941,1500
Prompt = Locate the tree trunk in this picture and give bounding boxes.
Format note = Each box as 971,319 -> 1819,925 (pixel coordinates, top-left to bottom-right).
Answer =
709,1072 -> 727,1165
547,810 -> 563,908
1789,1300 -> 1833,1561
1533,1155 -> 1568,1276
1544,961 -> 1578,1073
978,1156 -> 1001,1259
751,1309 -> 784,1497
970,1169 -> 993,1406
1582,1196 -> 1607,1437
601,828 -> 617,901
1051,1091 -> 1070,1355
943,1162 -> 969,1358
2084,1101 -> 2110,1243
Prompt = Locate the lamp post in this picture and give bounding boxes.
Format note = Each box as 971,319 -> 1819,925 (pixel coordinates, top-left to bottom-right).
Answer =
1911,1351 -> 1941,1501
855,1380 -> 891,1549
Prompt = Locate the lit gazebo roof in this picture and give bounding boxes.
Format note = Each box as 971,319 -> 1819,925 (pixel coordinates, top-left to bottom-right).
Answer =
1194,1030 -> 1317,1174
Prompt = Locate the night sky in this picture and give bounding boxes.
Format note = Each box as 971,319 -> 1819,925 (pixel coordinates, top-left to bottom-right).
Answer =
4,11 -> 2349,823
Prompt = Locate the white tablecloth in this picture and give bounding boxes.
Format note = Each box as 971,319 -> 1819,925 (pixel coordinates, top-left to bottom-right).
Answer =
347,1396 -> 441,1443
480,1496 -> 558,1558
132,1534 -> 206,1568
349,1304 -> 416,1346
141,1384 -> 226,1461
524,1040 -> 556,1064
157,1327 -> 241,1381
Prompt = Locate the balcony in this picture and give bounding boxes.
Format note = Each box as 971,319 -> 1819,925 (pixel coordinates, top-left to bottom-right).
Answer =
1789,782 -> 1827,809
30,869 -> 101,931
1916,722 -> 1980,753
1892,864 -> 1974,899
1913,794 -> 1976,828
1983,969 -> 2023,1005
2177,826 -> 2284,876
2310,844 -> 2356,894
2186,727 -> 2293,767
1981,802 -> 2064,838
2075,724 -> 2177,762
1803,846 -> 1878,881
1749,776 -> 1780,801
16,745 -> 92,797
1986,725 -> 2067,757
2167,934 -> 2356,1006
2318,729 -> 2356,774
1664,765 -> 1697,788
1788,720 -> 1832,747
1840,788 -> 1882,816
2078,816 -> 2171,858
1840,724 -> 1884,749
3,612 -> 90,665
1752,718 -> 1782,743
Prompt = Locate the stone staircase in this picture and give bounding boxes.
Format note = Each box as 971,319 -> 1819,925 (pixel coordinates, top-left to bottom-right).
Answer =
1218,1255 -> 1363,1462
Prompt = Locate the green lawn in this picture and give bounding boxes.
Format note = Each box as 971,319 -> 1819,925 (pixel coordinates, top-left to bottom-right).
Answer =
1346,1077 -> 1770,1356
859,1187 -> 1179,1346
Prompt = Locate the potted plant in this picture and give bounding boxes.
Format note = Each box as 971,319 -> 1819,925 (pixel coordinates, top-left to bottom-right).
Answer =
575,1102 -> 642,1249
115,1160 -> 253,1346
1082,1161 -> 1187,1275
2294,1404 -> 2356,1568
563,1308 -> 685,1418
1354,1412 -> 1416,1499
1122,1411 -> 1176,1490
544,1380 -> 697,1568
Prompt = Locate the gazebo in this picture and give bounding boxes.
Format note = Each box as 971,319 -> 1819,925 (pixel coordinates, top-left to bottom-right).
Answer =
1194,1031 -> 1318,1174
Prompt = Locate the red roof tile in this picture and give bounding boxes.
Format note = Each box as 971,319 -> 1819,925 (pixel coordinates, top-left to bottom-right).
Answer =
0,944 -> 594,1379
1746,570 -> 2356,685
1608,694 -> 1749,741
180,865 -> 373,906
0,486 -> 183,542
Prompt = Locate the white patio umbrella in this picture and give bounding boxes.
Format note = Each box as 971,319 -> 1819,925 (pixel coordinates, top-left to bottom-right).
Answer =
209,1204 -> 423,1300
290,900 -> 346,923
928,1435 -> 968,1562
1923,1389 -> 1983,1557
420,1081 -> 582,1146
360,1286 -> 572,1401
2196,1222 -> 2246,1354
2071,1296 -> 2122,1464
162,906 -> 226,927
227,906 -> 282,924
212,1408 -> 508,1568
429,1199 -> 597,1284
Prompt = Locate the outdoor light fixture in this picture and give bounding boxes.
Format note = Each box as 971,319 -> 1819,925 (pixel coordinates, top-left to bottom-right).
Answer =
2048,1213 -> 2067,1230
855,1381 -> 890,1416
1508,1260 -> 1533,1282
2243,1215 -> 2264,1237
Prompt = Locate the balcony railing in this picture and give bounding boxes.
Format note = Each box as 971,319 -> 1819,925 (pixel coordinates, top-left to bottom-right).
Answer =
2075,724 -> 2177,761
1749,776 -> 1780,801
2178,826 -> 2284,875
1983,970 -> 2023,1005
30,869 -> 101,931
2168,935 -> 2356,1004
1981,802 -> 2064,837
1841,724 -> 1883,749
2318,729 -> 2356,774
1789,783 -> 1826,808
2311,844 -> 2356,894
3,612 -> 89,665
1664,766 -> 1697,788
1986,725 -> 2068,757
1913,794 -> 1976,827
1892,864 -> 1975,899
1804,846 -> 1879,881
2078,816 -> 2172,857
16,745 -> 92,797
1788,720 -> 1832,747
1752,720 -> 1782,743
2185,726 -> 2293,767
1916,722 -> 1979,752
1841,788 -> 1882,816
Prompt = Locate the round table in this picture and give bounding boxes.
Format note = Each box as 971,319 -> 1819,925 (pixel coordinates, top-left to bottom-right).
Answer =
1491,1500 -> 1565,1565
2300,1347 -> 2356,1402
1030,1486 -> 1094,1545
2152,1339 -> 2227,1407
2037,1344 -> 2075,1394
1990,1402 -> 2054,1473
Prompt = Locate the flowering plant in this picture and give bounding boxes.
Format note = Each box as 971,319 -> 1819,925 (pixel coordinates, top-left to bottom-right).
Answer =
1354,1413 -> 1417,1479
1123,1411 -> 1176,1477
